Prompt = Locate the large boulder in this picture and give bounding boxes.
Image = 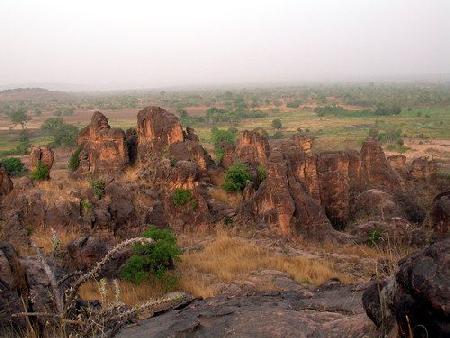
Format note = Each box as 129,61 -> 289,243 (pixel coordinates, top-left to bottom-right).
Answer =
353,189 -> 402,221
387,154 -> 406,174
0,164 -> 13,199
77,111 -> 129,174
137,106 -> 184,160
363,239 -> 450,337
430,191 -> 450,236
360,138 -> 401,191
29,146 -> 54,171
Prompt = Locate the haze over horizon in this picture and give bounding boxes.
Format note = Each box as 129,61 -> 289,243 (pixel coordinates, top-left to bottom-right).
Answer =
1,0 -> 449,91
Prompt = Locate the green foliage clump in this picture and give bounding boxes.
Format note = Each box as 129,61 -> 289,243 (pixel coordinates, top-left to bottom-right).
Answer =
223,163 -> 251,192
172,188 -> 193,207
374,104 -> 401,116
41,118 -> 78,147
90,180 -> 106,199
8,106 -> 30,128
0,157 -> 25,176
120,226 -> 181,285
286,100 -> 303,108
81,199 -> 92,211
271,118 -> 282,129
368,229 -> 383,246
211,127 -> 237,162
68,146 -> 82,172
30,161 -> 49,181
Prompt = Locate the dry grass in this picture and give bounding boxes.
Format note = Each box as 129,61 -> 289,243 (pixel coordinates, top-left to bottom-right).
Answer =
31,226 -> 81,254
177,233 -> 350,298
208,187 -> 242,208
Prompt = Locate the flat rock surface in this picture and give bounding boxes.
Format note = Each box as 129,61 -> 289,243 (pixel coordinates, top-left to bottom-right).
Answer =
117,282 -> 376,338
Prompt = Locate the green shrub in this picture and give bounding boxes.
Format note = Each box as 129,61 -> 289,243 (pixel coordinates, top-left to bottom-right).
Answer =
223,163 -> 251,192
0,157 -> 25,176
368,229 -> 383,246
30,161 -> 49,181
90,180 -> 105,199
41,118 -> 78,147
68,146 -> 82,171
81,199 -> 92,211
172,188 -> 193,207
271,118 -> 282,129
211,127 -> 237,162
120,226 -> 181,284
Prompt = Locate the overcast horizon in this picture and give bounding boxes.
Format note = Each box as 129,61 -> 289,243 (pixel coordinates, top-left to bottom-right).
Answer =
1,0 -> 450,91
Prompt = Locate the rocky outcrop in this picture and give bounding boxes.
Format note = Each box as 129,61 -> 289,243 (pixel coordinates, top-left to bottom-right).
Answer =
30,146 -> 54,171
360,138 -> 401,191
353,189 -> 402,221
363,239 -> 450,337
292,134 -> 314,153
387,154 -> 406,173
77,111 -> 129,174
0,164 -> 13,199
137,106 -> 184,159
243,151 -> 333,238
408,156 -> 437,180
235,130 -> 270,167
0,242 -> 28,328
431,191 -> 450,236
117,280 -> 375,338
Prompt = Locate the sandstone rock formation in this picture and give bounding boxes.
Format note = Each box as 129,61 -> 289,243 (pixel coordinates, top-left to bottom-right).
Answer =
360,138 -> 401,191
363,238 -> 450,337
387,154 -> 406,172
136,106 -> 184,159
0,164 -> 13,199
234,130 -> 270,167
408,156 -> 437,180
353,189 -> 402,220
431,191 -> 450,236
29,146 -> 54,171
77,111 -> 129,174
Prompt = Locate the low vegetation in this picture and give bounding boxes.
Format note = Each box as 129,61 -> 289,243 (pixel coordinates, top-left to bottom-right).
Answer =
30,161 -> 50,180
68,146 -> 82,171
0,157 -> 25,176
172,188 -> 193,207
223,163 -> 251,192
90,179 -> 106,199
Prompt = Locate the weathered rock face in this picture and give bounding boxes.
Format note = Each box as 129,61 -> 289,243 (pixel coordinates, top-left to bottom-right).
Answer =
244,151 -> 332,238
77,111 -> 129,174
431,191 -> 450,236
409,156 -> 437,180
387,154 -> 406,173
30,146 -> 54,171
360,138 -> 401,191
137,106 -> 184,159
0,242 -> 28,328
316,152 -> 352,228
0,164 -> 13,199
218,141 -> 235,169
117,281 -> 375,338
363,239 -> 450,338
353,189 -> 402,221
235,130 -> 270,167
168,140 -> 214,173
292,134 -> 314,153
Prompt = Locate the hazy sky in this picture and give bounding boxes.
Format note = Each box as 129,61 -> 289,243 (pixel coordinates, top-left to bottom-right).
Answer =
1,0 -> 449,89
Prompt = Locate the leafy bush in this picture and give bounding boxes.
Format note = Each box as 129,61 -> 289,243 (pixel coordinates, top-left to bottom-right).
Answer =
0,157 -> 25,176
120,226 -> 181,284
90,180 -> 106,199
172,188 -> 193,207
368,229 -> 382,246
211,127 -> 237,162
81,199 -> 92,211
68,146 -> 82,171
271,118 -> 282,129
30,161 -> 49,181
271,131 -> 284,139
223,163 -> 251,192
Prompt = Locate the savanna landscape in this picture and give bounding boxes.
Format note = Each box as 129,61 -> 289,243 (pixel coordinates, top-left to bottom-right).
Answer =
1,0 -> 449,337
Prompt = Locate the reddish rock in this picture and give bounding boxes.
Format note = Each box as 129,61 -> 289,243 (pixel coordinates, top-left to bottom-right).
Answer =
408,156 -> 437,180
219,141 -> 236,169
353,189 -> 402,221
360,138 -> 401,191
317,152 -> 352,228
169,139 -> 214,173
235,130 -> 270,167
77,111 -> 129,174
387,154 -> 406,173
431,191 -> 450,236
292,134 -> 314,153
30,146 -> 54,171
0,164 -> 13,199
137,106 -> 184,160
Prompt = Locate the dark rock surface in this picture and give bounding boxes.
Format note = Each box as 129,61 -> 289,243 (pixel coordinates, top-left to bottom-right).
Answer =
117,281 -> 375,338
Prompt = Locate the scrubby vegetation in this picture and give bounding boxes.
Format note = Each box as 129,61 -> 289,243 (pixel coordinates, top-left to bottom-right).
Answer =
223,163 -> 251,192
120,226 -> 181,285
90,179 -> 106,199
30,160 -> 49,180
172,188 -> 193,207
68,146 -> 82,171
211,127 -> 237,161
41,118 -> 78,147
0,157 -> 25,176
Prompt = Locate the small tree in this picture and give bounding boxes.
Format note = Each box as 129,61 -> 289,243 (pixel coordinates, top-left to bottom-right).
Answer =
271,118 -> 282,129
0,157 -> 26,176
223,163 -> 251,192
8,106 -> 30,129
